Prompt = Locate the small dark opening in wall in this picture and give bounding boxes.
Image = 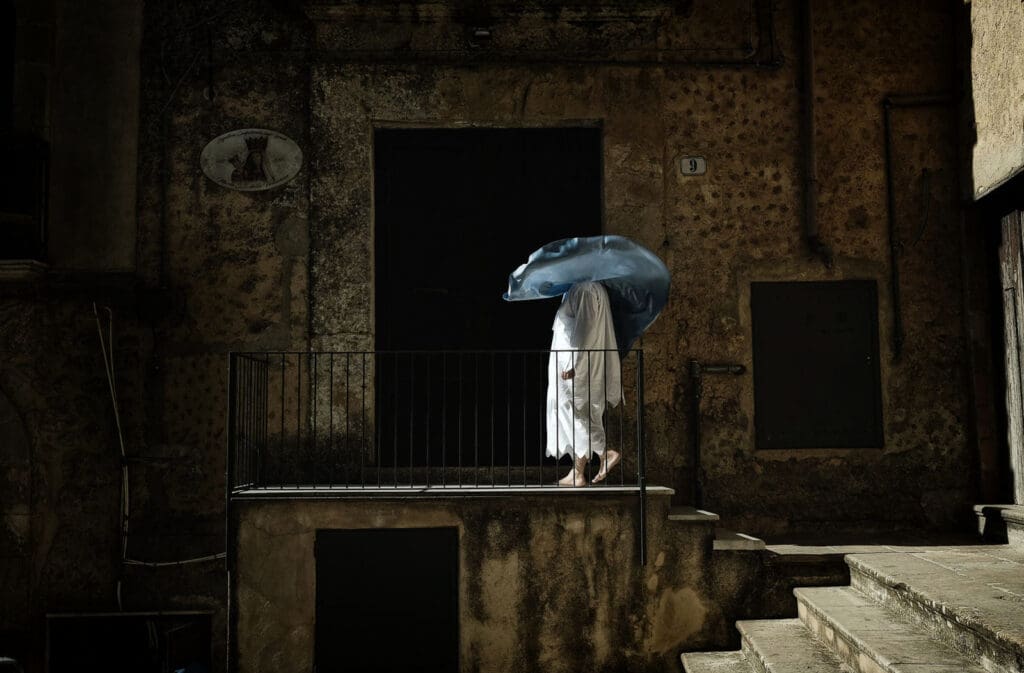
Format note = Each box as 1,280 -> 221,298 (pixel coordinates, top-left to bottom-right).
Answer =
316,528 -> 459,673
751,280 -> 883,449
46,613 -> 211,673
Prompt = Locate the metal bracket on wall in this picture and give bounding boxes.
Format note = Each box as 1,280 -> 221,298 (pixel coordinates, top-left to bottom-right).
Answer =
688,359 -> 746,508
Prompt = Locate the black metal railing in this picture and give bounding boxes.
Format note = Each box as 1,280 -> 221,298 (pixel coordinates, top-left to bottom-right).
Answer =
226,350 -> 646,492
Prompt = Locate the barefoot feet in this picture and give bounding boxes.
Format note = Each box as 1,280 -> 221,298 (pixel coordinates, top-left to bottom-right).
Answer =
591,450 -> 621,484
557,457 -> 589,487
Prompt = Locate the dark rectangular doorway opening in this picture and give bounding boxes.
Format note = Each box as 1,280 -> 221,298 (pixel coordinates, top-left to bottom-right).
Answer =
751,280 -> 884,449
373,127 -> 603,467
315,528 -> 459,673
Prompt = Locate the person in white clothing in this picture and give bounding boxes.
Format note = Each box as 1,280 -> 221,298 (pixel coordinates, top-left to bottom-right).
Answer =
546,281 -> 622,486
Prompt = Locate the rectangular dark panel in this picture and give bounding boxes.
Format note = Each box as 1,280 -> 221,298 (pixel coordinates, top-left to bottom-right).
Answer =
315,528 -> 459,673
751,280 -> 883,449
47,613 -> 211,673
373,127 -> 602,466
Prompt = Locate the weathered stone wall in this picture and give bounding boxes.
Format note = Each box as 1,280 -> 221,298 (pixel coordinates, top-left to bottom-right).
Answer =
966,0 -> 1024,199
232,492 -> 753,673
305,0 -> 969,534
0,0 -> 980,670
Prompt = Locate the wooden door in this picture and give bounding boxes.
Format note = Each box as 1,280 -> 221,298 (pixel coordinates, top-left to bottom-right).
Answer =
999,210 -> 1024,504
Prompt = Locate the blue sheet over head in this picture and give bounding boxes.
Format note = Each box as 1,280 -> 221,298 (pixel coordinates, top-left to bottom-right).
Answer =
503,235 -> 670,354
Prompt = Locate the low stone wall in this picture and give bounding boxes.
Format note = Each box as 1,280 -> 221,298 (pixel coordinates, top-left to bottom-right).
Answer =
230,488 -> 745,673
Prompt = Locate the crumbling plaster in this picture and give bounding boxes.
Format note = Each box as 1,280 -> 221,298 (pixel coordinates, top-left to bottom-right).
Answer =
233,493 -> 744,673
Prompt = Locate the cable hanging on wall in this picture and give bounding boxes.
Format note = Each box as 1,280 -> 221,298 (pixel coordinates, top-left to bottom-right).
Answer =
93,304 -> 226,610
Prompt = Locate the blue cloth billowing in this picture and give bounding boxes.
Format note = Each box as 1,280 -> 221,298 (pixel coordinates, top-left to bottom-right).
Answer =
503,236 -> 670,354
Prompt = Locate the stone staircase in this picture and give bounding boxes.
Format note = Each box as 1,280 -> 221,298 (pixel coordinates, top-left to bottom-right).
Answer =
682,505 -> 1024,673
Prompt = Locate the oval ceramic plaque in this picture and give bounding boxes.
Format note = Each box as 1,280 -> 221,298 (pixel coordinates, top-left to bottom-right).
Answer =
200,128 -> 303,191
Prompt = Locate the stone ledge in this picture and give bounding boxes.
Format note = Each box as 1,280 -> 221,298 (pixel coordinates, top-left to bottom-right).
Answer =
713,530 -> 765,552
231,484 -> 674,500
974,503 -> 1024,544
668,507 -> 720,523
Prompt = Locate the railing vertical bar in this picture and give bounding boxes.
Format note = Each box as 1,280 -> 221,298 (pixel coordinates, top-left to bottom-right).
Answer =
587,350 -> 592,484
442,353 -> 447,488
360,352 -> 366,489
570,351 -> 576,488
637,349 -> 647,566
227,353 -> 238,495
245,357 -> 252,488
261,357 -> 268,488
490,352 -> 495,487
474,353 -> 479,488
238,357 -> 246,487
345,352 -> 351,489
393,353 -> 399,488
539,352 -> 544,487
506,352 -> 511,487
312,352 -> 318,489
328,353 -> 334,489
555,350 -> 560,489
458,354 -> 463,487
295,353 -> 302,489
425,354 -> 431,488
252,357 -> 259,488
522,352 -> 527,488
376,352 -> 382,488
410,353 -> 415,488
619,355 -> 625,486
279,354 -> 285,489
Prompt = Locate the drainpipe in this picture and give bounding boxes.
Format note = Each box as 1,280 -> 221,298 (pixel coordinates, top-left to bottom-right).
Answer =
799,0 -> 833,269
882,93 -> 954,360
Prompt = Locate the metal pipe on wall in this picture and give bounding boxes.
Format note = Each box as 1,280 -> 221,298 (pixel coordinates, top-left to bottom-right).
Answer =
882,93 -> 954,360
799,0 -> 833,269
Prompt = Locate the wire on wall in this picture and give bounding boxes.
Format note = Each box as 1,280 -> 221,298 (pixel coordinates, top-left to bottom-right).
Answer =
94,304 -> 226,610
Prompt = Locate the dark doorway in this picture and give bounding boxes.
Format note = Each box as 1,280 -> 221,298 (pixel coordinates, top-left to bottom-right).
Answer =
751,280 -> 884,449
315,528 -> 459,673
373,128 -> 602,469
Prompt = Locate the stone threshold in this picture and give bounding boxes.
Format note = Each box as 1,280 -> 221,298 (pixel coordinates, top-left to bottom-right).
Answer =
231,484 -> 674,499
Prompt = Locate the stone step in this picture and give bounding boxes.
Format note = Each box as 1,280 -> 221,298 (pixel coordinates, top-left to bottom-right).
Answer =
795,585 -> 990,673
737,619 -> 845,673
846,548 -> 1024,673
714,530 -> 766,552
669,506 -> 721,524
681,650 -> 754,673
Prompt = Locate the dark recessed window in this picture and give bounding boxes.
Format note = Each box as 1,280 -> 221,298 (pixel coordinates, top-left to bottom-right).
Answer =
316,528 -> 459,673
751,280 -> 883,449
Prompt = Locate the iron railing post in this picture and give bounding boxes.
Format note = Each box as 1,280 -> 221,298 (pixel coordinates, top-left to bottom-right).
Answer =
636,349 -> 647,566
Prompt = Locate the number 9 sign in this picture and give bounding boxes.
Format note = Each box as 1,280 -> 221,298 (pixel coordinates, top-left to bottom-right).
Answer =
678,156 -> 707,176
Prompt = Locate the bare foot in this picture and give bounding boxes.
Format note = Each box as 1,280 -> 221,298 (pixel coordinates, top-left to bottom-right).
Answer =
591,450 -> 621,484
557,458 -> 589,487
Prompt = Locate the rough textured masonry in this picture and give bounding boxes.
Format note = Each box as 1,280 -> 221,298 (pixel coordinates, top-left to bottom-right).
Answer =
0,0 -> 993,671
